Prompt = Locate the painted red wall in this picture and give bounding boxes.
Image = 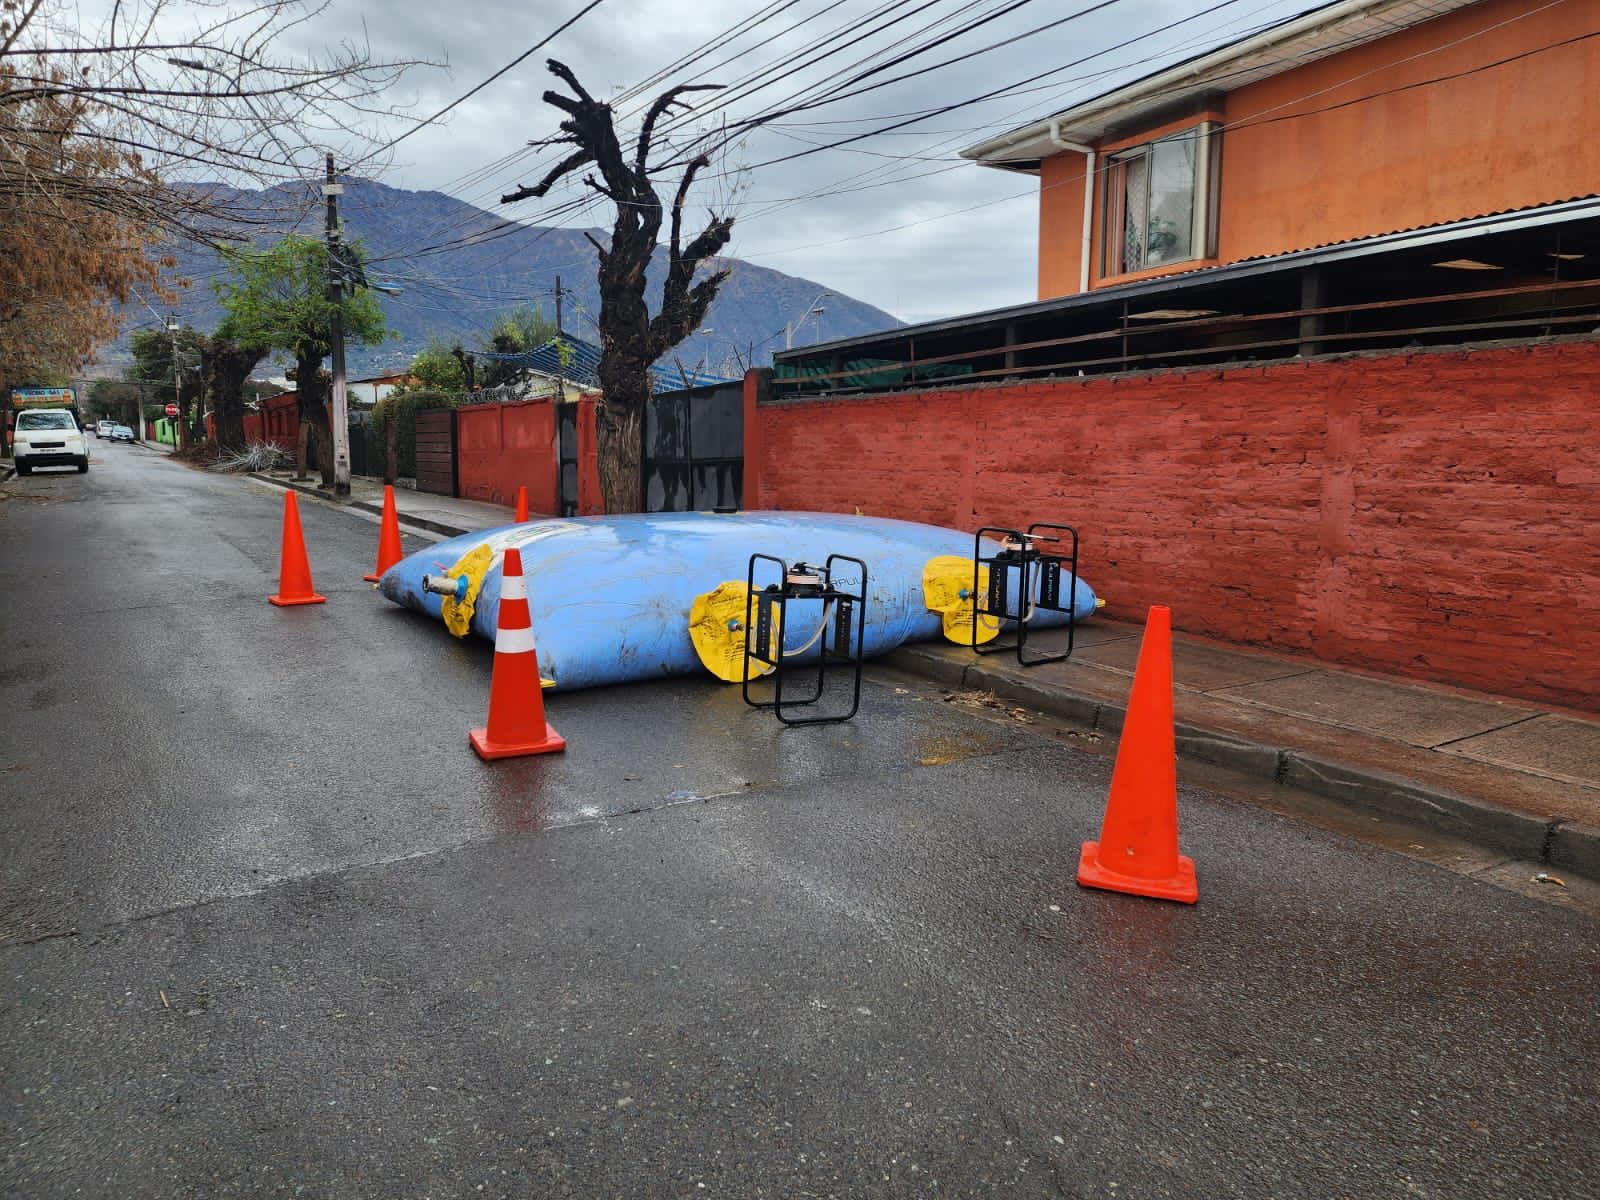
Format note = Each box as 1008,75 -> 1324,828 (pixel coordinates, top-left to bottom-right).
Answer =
751,339 -> 1600,709
202,410 -> 267,444
453,398 -> 605,515
456,399 -> 560,513
574,398 -> 605,516
256,394 -> 301,454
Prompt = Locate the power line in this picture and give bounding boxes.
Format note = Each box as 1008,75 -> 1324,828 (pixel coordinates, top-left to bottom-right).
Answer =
348,0 -> 609,170
751,9 -> 1592,261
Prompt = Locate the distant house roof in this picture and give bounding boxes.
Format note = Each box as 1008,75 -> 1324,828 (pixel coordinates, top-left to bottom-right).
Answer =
962,0 -> 1484,171
480,336 -> 734,394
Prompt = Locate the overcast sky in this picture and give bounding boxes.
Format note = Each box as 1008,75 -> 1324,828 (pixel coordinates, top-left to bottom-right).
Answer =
84,0 -> 1324,324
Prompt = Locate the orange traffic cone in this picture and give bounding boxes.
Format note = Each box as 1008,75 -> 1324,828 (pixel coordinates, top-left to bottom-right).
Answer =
268,491 -> 326,607
1077,605 -> 1196,903
514,485 -> 529,523
363,485 -> 404,582
470,546 -> 565,759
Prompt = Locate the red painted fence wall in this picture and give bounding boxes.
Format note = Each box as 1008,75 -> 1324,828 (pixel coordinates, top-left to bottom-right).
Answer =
750,339 -> 1600,710
457,398 -> 560,512
455,397 -> 605,516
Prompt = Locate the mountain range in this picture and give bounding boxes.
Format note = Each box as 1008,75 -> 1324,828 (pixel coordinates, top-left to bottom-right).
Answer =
112,179 -> 901,380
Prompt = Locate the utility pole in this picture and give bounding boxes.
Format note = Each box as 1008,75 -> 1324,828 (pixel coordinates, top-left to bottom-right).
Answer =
167,315 -> 185,450
324,152 -> 351,496
552,275 -> 568,402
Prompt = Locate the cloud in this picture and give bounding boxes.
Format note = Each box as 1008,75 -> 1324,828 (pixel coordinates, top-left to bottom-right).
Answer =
75,0 -> 1321,322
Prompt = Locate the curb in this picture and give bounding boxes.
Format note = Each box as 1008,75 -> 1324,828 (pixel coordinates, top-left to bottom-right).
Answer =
249,473 -> 470,539
886,643 -> 1593,876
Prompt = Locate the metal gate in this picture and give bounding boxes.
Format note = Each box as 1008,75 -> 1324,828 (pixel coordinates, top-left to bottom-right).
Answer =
414,408 -> 457,496
557,402 -> 579,517
643,380 -> 743,512
348,412 -> 371,478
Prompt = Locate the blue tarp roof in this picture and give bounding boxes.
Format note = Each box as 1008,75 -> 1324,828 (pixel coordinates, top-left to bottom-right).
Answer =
478,336 -> 734,394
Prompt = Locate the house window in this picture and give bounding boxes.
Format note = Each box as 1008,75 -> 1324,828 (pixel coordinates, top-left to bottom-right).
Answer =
1103,124 -> 1218,276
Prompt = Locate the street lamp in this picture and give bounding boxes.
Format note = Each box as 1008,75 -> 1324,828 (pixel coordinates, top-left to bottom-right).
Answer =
785,292 -> 830,350
695,328 -> 717,380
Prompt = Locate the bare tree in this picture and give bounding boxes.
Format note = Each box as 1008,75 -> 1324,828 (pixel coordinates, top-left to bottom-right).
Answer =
1,0 -> 432,236
0,1 -> 432,389
502,60 -> 734,514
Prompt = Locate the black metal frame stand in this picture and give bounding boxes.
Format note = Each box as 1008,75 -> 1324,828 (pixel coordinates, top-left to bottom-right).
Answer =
971,522 -> 1080,666
742,553 -> 867,725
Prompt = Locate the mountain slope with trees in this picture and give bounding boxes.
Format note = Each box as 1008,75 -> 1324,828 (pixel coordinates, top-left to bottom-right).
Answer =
119,179 -> 900,379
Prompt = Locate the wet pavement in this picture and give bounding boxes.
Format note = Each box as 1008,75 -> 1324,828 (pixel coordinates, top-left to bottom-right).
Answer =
2,448 -> 1598,1198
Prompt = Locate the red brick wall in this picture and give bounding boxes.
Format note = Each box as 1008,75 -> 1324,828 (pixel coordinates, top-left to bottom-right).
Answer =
753,339 -> 1600,710
457,399 -> 560,513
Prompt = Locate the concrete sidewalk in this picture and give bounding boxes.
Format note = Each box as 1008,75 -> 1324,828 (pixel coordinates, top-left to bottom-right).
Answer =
889,621 -> 1599,878
239,471 -> 1600,879
250,469 -> 516,536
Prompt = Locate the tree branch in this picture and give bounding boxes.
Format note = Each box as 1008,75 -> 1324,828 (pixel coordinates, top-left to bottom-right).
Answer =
501,146 -> 592,204
635,82 -> 722,176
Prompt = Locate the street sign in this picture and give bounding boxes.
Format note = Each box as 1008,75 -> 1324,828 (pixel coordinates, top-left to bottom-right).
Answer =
164,403 -> 179,417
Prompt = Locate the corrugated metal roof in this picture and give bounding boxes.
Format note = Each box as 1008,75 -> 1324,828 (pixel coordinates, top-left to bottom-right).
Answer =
1195,193 -> 1600,268
479,336 -> 734,394
772,195 -> 1600,362
963,0 -> 1482,170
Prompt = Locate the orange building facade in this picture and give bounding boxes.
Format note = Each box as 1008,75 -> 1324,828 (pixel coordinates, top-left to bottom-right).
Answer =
965,0 -> 1600,300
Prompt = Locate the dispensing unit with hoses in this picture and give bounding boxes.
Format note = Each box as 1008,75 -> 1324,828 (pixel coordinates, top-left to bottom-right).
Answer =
972,522 -> 1081,666
742,553 -> 868,725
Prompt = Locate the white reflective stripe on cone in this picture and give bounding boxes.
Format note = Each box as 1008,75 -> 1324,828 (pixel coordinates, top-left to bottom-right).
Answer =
495,625 -> 538,655
502,572 -> 528,602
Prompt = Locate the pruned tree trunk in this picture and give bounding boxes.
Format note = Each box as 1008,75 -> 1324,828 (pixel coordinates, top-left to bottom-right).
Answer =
294,423 -> 311,480
204,338 -> 267,454
502,60 -> 734,515
294,353 -> 336,486
309,416 -> 335,488
594,396 -> 645,515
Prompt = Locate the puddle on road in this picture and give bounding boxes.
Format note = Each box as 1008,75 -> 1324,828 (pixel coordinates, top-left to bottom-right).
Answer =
915,730 -> 1008,767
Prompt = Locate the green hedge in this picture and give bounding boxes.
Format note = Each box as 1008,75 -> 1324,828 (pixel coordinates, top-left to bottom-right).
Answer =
369,389 -> 460,479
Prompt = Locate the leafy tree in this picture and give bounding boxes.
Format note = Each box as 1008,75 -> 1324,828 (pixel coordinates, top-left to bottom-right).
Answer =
213,235 -> 387,485
476,304 -> 560,391
88,379 -> 144,434
128,326 -> 206,447
502,61 -> 734,512
401,336 -> 467,393
0,73 -> 167,394
370,390 -> 460,481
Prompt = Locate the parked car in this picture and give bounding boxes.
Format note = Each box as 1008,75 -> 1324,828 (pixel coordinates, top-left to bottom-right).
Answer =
96,420 -> 115,439
12,408 -> 89,474
110,424 -> 135,443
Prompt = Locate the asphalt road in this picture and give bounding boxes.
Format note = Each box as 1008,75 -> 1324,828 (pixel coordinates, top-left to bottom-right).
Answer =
2,446 -> 1596,1199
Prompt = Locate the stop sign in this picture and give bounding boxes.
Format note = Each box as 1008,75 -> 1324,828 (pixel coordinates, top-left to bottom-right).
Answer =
164,403 -> 178,417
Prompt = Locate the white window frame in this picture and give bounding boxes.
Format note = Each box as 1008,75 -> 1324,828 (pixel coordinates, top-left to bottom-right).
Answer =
1101,122 -> 1219,277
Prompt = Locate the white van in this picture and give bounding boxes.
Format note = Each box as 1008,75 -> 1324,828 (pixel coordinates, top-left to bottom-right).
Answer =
12,408 -> 89,474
